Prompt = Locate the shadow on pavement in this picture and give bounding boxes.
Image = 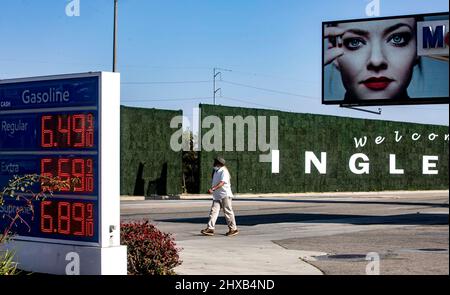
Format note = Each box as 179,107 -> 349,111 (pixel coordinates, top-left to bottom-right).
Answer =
155,213 -> 449,226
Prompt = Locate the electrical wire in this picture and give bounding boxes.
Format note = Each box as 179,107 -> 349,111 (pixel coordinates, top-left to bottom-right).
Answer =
121,80 -> 212,85
220,96 -> 292,112
226,69 -> 319,85
219,80 -> 319,100
121,97 -> 213,102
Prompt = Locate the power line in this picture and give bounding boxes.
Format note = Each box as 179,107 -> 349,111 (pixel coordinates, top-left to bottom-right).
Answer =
121,80 -> 212,85
226,69 -> 319,85
221,96 -> 291,111
0,58 -> 212,71
119,65 -> 212,70
121,97 -> 213,102
220,80 -> 319,100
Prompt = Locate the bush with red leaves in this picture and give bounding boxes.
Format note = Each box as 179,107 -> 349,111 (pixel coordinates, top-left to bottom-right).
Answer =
120,220 -> 182,275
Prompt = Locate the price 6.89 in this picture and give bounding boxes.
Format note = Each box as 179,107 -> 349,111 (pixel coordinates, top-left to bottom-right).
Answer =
40,200 -> 95,237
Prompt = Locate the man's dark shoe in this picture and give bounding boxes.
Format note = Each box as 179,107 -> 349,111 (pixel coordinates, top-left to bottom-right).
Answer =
201,228 -> 215,236
226,229 -> 239,237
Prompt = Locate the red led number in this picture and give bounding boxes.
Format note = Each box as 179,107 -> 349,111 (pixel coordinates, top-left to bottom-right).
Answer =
57,115 -> 70,147
41,116 -> 53,148
40,201 -> 95,237
86,114 -> 94,147
40,201 -> 53,233
58,202 -> 71,235
72,159 -> 85,192
41,158 -> 94,193
58,159 -> 71,191
40,158 -> 53,192
86,203 -> 94,237
41,114 -> 95,148
86,159 -> 94,192
72,203 -> 85,236
72,114 -> 85,147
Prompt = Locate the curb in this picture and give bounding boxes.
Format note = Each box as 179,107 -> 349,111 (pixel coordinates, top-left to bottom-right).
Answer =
121,190 -> 449,201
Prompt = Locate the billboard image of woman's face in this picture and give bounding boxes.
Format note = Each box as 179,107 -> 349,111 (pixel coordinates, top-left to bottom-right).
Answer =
322,13 -> 449,106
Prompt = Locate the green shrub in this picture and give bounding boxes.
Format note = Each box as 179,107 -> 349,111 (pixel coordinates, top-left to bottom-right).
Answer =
0,248 -> 18,275
120,220 -> 182,275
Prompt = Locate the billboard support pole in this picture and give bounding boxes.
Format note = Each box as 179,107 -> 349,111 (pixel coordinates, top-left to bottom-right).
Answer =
340,105 -> 382,115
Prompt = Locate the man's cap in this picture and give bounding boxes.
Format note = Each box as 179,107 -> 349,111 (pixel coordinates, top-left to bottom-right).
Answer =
214,156 -> 226,165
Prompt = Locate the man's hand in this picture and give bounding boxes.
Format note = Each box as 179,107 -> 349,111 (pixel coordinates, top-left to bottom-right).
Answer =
208,182 -> 224,194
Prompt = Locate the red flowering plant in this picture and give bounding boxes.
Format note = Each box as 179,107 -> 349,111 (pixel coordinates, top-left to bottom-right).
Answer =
120,220 -> 182,275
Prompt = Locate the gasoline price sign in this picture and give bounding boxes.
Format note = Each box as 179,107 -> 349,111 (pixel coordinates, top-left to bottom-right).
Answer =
0,74 -> 101,244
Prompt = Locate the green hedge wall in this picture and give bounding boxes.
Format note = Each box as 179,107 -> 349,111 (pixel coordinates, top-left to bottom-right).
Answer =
200,104 -> 449,194
121,106 -> 182,196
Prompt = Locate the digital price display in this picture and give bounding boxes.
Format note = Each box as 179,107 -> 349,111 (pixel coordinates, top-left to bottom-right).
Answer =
39,200 -> 95,237
0,75 -> 100,244
41,157 -> 96,193
41,113 -> 95,149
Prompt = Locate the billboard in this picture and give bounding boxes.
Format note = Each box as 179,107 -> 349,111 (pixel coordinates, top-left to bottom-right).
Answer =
322,12 -> 449,106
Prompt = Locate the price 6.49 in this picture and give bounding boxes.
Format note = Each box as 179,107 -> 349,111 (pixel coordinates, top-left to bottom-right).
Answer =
41,114 -> 95,149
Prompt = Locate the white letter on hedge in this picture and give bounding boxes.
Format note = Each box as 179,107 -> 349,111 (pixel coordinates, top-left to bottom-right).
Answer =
423,156 -> 439,175
349,153 -> 370,174
389,154 -> 404,174
305,152 -> 327,174
412,133 -> 421,141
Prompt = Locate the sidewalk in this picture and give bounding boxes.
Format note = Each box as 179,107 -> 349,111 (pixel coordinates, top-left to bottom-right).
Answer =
173,232 -> 326,275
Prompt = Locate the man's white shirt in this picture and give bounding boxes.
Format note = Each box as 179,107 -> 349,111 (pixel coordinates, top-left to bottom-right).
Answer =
212,167 -> 233,200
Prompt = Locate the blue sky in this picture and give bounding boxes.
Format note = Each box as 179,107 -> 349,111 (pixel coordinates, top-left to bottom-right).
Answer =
0,0 -> 448,126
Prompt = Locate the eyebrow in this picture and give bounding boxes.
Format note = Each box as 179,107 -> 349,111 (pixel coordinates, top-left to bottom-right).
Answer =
343,23 -> 414,37
344,29 -> 369,37
383,23 -> 414,35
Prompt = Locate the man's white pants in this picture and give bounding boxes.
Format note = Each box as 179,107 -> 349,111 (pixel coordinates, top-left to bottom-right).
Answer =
207,197 -> 237,230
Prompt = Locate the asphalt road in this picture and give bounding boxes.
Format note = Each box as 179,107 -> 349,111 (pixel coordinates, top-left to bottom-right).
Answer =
121,191 -> 449,275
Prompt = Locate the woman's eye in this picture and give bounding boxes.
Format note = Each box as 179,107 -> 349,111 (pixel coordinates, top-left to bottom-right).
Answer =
344,38 -> 365,50
388,33 -> 411,47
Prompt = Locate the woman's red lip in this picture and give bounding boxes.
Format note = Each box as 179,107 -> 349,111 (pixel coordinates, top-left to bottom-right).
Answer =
362,77 -> 393,90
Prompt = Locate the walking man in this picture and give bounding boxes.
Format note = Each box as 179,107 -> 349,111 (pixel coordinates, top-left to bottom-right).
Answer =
201,156 -> 239,237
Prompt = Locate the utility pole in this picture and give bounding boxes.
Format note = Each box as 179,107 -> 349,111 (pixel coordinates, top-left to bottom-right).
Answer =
113,0 -> 118,72
213,68 -> 221,105
213,67 -> 231,105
